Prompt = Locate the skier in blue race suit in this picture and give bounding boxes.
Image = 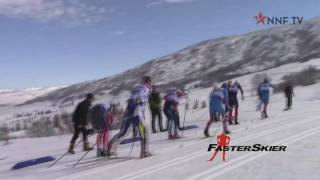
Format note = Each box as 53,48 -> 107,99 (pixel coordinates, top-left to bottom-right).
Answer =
258,78 -> 275,119
204,84 -> 230,137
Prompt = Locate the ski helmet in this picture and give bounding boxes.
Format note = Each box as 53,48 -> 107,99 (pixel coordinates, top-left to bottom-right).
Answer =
176,89 -> 184,97
221,83 -> 227,88
86,93 -> 95,100
142,76 -> 152,84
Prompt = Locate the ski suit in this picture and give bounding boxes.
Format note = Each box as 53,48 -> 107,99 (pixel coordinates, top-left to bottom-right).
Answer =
163,90 -> 180,137
258,82 -> 274,118
88,103 -> 113,156
228,83 -> 244,123
284,84 -> 294,110
107,84 -> 151,156
204,87 -> 227,136
149,91 -> 165,132
70,99 -> 92,145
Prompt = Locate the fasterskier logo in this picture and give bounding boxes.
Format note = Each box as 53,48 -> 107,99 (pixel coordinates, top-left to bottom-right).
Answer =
208,133 -> 287,162
208,133 -> 230,162
254,12 -> 303,25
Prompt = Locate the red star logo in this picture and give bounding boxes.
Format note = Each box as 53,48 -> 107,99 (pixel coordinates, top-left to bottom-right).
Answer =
255,12 -> 267,24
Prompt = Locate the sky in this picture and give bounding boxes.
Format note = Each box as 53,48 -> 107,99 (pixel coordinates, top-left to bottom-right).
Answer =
0,0 -> 319,90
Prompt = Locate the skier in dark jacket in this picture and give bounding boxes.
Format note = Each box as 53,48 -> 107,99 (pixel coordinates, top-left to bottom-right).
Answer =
228,80 -> 244,125
68,93 -> 95,154
284,82 -> 294,111
149,85 -> 165,133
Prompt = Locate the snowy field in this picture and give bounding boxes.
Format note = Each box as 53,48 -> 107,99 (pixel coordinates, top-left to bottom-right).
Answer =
0,82 -> 320,180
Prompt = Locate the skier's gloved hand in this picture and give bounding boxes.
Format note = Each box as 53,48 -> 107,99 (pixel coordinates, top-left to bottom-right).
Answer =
241,95 -> 245,101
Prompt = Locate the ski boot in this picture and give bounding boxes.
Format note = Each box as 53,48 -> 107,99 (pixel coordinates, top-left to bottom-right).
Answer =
261,111 -> 268,119
101,149 -> 108,157
68,143 -> 75,154
97,148 -> 108,157
204,128 -> 210,138
261,111 -> 266,119
168,134 -> 175,140
105,149 -> 117,157
223,129 -> 231,134
173,133 -> 182,139
140,151 -> 152,159
234,119 -> 240,125
160,128 -> 167,132
83,142 -> 94,151
97,148 -> 102,157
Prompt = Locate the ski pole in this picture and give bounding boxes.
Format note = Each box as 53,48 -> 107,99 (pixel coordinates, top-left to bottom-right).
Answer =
48,132 -> 95,168
179,90 -> 190,148
181,90 -> 190,137
48,139 -> 83,168
191,108 -> 203,114
73,143 -> 97,168
128,124 -> 137,157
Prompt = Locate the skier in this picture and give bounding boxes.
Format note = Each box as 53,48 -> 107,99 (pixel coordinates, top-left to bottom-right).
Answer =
163,88 -> 183,139
256,85 -> 263,111
88,103 -> 115,157
258,78 -> 275,119
228,81 -> 244,125
149,85 -> 165,133
284,82 -> 294,111
221,83 -> 229,112
68,93 -> 95,154
204,84 -> 230,137
107,76 -> 152,158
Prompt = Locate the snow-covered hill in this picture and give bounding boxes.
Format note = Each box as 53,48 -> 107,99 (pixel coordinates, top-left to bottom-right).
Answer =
0,87 -> 62,106
22,17 -> 320,105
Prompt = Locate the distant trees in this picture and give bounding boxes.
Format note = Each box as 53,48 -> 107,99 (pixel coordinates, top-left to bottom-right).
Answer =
0,124 -> 10,145
2,100 -> 144,138
201,100 -> 207,109
283,65 -> 319,86
27,117 -> 55,137
275,65 -> 320,93
250,73 -> 272,96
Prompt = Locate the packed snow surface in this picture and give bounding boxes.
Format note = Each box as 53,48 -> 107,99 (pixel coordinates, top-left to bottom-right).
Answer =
0,83 -> 319,180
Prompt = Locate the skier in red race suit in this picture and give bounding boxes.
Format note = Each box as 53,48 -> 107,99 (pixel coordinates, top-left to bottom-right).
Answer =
209,132 -> 231,162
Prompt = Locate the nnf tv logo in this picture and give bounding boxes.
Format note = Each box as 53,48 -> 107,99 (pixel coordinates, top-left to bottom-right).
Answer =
255,12 -> 303,25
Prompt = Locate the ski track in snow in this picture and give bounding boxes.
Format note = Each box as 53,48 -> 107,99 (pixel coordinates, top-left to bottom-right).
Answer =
1,83 -> 320,180
186,126 -> 320,180
110,117 -> 320,180
52,100 -> 320,180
